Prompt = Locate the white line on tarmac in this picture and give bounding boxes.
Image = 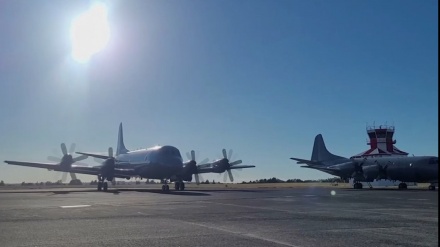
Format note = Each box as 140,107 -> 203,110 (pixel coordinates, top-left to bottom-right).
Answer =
60,205 -> 91,208
183,221 -> 301,247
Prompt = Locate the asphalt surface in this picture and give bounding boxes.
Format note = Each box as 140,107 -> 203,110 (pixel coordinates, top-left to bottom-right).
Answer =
0,186 -> 437,247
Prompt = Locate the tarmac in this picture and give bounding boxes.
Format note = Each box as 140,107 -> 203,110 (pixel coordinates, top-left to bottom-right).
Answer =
0,186 -> 437,247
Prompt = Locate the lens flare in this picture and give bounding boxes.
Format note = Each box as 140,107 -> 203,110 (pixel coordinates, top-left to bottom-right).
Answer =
70,3 -> 110,63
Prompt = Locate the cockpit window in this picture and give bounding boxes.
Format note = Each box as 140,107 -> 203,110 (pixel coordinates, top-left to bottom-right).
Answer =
161,146 -> 181,157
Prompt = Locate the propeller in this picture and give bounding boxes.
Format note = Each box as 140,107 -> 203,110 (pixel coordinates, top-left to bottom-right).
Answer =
100,147 -> 116,183
185,150 -> 209,185
352,163 -> 364,178
374,160 -> 390,180
47,143 -> 88,183
219,148 -> 242,183
93,149 -> 116,185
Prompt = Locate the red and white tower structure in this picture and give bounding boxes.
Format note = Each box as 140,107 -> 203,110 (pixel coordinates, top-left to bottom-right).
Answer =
351,124 -> 408,158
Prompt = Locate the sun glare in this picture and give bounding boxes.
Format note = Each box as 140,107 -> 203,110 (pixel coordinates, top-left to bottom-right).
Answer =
70,3 -> 110,63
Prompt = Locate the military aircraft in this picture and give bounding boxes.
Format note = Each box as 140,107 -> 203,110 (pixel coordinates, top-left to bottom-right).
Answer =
290,134 -> 438,190
5,123 -> 214,192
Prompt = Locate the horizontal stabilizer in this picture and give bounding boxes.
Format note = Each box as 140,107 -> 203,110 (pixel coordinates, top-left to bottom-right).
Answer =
290,158 -> 322,166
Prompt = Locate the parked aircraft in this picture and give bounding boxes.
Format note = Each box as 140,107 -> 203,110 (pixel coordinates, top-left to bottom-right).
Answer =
290,134 -> 438,190
5,123 -> 212,192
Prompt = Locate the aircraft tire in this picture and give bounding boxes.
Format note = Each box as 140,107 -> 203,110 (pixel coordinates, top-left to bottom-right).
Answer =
179,182 -> 185,191
162,185 -> 170,192
398,183 -> 407,190
428,185 -> 436,191
103,182 -> 108,191
354,183 -> 362,189
175,182 -> 180,191
97,182 -> 102,191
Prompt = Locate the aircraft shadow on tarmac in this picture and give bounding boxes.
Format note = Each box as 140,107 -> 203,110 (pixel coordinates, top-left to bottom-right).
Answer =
111,188 -> 210,196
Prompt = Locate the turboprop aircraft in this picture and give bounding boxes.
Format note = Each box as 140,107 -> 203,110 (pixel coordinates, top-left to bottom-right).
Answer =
5,123 -> 211,192
290,134 -> 438,190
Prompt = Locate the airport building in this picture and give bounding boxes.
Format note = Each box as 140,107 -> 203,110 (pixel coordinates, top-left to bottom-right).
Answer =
351,124 -> 408,159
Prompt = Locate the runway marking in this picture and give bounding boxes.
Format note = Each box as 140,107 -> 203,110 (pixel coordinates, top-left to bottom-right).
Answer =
183,221 -> 301,247
303,195 -> 316,197
60,205 -> 91,209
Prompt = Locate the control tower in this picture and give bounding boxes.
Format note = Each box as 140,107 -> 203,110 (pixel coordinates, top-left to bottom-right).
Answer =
351,124 -> 408,158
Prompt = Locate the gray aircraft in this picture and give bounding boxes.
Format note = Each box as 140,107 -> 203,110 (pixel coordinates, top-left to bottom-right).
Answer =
290,134 -> 438,190
175,149 -> 256,184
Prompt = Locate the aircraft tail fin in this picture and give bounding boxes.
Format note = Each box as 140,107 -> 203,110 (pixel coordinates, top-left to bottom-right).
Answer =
311,134 -> 345,163
116,122 -> 129,156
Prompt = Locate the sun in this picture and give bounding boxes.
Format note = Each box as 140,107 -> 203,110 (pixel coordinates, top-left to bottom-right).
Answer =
70,3 -> 110,63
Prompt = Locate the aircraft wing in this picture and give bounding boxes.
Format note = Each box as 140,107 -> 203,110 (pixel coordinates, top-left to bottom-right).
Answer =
70,166 -> 136,178
75,152 -> 110,160
290,157 -> 322,166
300,165 -> 340,173
4,160 -> 136,178
229,165 -> 256,170
4,160 -> 65,171
196,167 -> 216,174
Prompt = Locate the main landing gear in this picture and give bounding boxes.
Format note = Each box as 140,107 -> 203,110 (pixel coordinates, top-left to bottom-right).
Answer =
353,182 -> 363,189
97,176 -> 109,192
174,181 -> 185,191
428,184 -> 436,191
398,183 -> 407,190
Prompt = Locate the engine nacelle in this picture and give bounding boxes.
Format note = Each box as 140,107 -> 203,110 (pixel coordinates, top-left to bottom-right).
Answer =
101,158 -> 115,181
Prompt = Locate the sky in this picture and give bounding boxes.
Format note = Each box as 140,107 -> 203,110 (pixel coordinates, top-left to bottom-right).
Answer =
0,0 -> 438,184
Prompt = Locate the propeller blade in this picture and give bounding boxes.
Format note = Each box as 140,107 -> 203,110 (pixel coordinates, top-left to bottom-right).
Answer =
47,156 -> 61,162
61,172 -> 68,183
73,155 -> 88,162
108,147 -> 113,158
70,172 -> 77,180
195,173 -> 200,185
186,152 -> 191,161
229,165 -> 255,169
61,143 -> 67,155
227,169 -> 234,182
69,143 -> 76,154
229,160 -> 242,166
198,158 -> 210,165
191,150 -> 195,161
228,149 -> 233,160
222,149 -> 227,159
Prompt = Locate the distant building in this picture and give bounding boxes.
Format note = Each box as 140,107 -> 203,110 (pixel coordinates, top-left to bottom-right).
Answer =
351,124 -> 408,159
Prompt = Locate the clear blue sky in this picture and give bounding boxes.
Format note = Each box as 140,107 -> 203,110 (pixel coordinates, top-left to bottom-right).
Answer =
0,0 -> 437,183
